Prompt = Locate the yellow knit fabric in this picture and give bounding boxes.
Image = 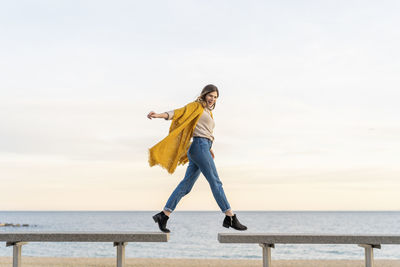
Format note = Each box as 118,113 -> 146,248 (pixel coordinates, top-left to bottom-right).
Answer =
148,101 -> 207,174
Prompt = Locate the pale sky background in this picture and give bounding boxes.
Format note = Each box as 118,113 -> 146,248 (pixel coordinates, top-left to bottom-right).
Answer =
1,1 -> 399,211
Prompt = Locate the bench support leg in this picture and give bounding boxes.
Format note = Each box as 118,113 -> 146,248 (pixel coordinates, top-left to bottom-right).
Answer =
259,243 -> 274,267
6,242 -> 28,267
358,244 -> 381,267
114,242 -> 127,267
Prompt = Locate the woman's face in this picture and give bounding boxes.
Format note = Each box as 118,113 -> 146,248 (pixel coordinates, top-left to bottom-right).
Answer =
205,91 -> 218,108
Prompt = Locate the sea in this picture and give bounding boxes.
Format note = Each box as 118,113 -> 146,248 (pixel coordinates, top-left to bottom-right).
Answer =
1,211 -> 400,260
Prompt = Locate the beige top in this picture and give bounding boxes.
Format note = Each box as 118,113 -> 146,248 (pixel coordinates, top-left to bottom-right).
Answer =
165,108 -> 215,142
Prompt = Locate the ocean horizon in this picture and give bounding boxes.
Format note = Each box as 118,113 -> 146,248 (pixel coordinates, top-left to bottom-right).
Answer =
1,211 -> 400,259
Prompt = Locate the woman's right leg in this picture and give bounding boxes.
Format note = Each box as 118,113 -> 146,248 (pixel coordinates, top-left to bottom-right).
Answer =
154,158 -> 201,233
164,159 -> 201,212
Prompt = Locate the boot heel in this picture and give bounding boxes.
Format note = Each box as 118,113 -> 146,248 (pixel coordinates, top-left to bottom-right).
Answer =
152,215 -> 157,223
222,223 -> 230,228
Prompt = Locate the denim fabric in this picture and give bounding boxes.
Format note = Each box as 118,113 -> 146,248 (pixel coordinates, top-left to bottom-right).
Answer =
164,137 -> 231,213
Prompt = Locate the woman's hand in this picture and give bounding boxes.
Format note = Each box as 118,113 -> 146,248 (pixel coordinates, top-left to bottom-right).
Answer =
147,111 -> 159,120
210,149 -> 215,159
147,111 -> 169,120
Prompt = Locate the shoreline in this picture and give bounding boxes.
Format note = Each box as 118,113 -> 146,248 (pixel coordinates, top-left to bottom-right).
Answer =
0,257 -> 399,267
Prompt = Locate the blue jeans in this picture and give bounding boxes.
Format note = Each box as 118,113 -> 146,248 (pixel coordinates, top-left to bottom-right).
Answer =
164,137 -> 231,213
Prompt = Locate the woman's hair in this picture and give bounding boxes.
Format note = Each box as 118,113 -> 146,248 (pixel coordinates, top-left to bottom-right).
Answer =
195,84 -> 219,110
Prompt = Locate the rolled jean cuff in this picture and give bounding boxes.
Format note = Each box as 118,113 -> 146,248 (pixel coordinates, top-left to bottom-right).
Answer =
222,207 -> 231,213
163,207 -> 173,212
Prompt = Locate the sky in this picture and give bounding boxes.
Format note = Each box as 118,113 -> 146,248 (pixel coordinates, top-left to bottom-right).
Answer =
0,0 -> 399,211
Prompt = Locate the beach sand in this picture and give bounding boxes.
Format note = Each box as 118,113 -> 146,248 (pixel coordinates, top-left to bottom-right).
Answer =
0,257 -> 400,267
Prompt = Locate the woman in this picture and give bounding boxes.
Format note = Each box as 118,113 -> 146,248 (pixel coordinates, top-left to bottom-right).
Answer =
147,84 -> 247,233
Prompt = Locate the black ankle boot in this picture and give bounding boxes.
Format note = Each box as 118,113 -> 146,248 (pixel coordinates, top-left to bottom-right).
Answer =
152,211 -> 170,233
223,214 -> 247,231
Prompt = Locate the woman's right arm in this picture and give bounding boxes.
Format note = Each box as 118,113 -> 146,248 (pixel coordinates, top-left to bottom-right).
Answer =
147,111 -> 174,120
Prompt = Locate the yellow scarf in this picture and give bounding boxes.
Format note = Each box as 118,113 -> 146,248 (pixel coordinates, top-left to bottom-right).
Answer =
148,101 -> 209,174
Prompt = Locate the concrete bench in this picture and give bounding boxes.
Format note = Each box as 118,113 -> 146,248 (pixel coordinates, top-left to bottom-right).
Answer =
218,233 -> 400,267
0,232 -> 169,267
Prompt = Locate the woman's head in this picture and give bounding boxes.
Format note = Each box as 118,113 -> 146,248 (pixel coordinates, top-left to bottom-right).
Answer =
196,84 -> 219,110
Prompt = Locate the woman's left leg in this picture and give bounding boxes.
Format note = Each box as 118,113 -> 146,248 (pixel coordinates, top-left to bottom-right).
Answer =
189,138 -> 247,230
188,141 -> 231,213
